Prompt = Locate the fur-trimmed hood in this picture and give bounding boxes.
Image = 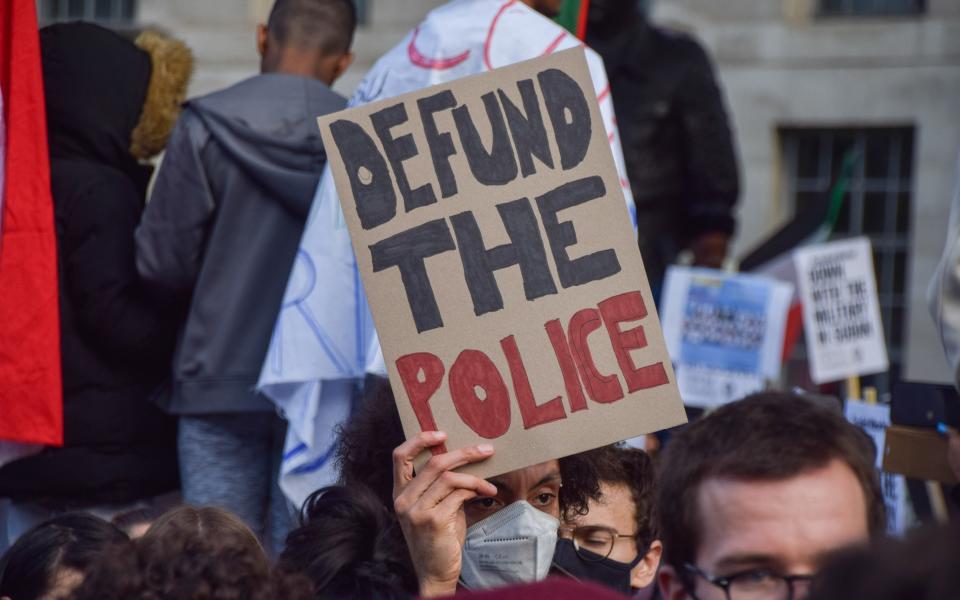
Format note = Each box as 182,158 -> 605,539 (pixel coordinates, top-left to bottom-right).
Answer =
40,23 -> 192,176
130,30 -> 193,159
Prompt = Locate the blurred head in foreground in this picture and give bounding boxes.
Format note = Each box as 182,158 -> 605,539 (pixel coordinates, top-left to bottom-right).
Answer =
0,513 -> 126,600
809,521 -> 960,600
656,392 -> 884,600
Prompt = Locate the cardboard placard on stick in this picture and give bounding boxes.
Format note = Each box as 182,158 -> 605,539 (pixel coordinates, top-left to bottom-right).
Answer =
318,48 -> 686,478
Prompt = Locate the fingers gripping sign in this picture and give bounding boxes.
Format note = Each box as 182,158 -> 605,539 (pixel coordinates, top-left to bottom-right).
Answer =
392,431 -> 497,597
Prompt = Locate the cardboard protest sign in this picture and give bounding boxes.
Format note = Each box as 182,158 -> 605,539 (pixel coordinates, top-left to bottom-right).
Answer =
844,400 -> 908,535
660,267 -> 793,408
793,237 -> 889,384
317,48 -> 685,477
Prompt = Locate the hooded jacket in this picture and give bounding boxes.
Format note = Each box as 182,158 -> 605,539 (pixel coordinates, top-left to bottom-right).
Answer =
135,74 -> 346,414
0,23 -> 191,504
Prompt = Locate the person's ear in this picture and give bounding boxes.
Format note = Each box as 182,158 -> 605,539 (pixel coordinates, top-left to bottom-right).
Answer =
658,563 -> 690,600
256,23 -> 268,57
631,539 -> 663,589
331,51 -> 354,83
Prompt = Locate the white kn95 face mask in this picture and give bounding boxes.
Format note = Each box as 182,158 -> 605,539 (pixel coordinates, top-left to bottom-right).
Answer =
459,500 -> 559,590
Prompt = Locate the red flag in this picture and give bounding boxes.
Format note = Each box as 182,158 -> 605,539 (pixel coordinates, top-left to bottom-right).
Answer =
0,2 -> 62,445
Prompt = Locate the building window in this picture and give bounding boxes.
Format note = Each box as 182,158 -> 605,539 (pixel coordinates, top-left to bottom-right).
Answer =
781,127 -> 914,395
819,0 -> 925,17
37,0 -> 137,26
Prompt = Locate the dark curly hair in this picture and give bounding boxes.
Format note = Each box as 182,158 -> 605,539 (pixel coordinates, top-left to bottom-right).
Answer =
278,485 -> 416,599
0,513 -> 126,600
69,524 -> 312,600
337,377 -> 600,517
561,444 -> 658,553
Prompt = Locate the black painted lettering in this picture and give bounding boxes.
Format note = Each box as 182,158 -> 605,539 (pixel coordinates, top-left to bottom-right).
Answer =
537,68 -> 591,170
370,103 -> 437,213
329,119 -> 396,230
498,79 -> 554,178
417,90 -> 459,199
369,219 -> 455,332
536,176 -> 621,287
450,199 -> 557,316
452,92 -> 519,186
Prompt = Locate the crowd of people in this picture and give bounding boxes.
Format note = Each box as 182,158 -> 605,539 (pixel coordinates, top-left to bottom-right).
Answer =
1,0 -> 959,598
2,389 -> 959,599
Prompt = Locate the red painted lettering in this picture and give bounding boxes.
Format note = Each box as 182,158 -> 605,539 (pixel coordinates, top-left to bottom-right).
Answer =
396,352 -> 448,454
568,308 -> 624,404
545,318 -> 587,412
449,349 -> 512,439
501,334 -> 566,429
598,291 -> 669,392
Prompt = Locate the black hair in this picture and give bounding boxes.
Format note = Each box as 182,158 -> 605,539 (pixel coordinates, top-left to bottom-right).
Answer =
336,377 -> 600,517
266,0 -> 357,55
278,485 -> 416,599
0,513 -> 127,600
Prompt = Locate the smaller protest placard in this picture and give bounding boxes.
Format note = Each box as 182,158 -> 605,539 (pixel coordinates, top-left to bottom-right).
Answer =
660,267 -> 793,408
793,237 -> 889,384
844,399 -> 909,535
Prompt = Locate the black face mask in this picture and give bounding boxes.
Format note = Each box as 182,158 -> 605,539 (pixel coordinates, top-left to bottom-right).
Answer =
552,538 -> 643,595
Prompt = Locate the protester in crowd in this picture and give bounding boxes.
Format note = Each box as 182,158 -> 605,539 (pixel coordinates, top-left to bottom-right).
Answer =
0,513 -> 126,600
0,22 -> 192,550
655,392 -> 884,600
278,485 -> 417,599
554,445 -> 662,596
142,506 -> 267,562
134,0 -> 355,554
586,0 -> 740,292
336,378 -> 600,596
809,521 -> 960,600
70,521 -> 311,600
260,0 -> 636,507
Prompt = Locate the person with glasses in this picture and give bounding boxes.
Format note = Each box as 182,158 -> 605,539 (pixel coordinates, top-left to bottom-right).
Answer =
552,444 -> 662,596
655,392 -> 886,600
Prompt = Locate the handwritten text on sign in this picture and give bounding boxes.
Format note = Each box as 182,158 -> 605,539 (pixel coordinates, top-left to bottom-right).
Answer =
318,49 -> 685,477
794,237 -> 889,384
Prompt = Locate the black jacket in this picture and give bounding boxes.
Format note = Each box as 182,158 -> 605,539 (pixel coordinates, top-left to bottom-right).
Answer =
588,17 -> 739,275
135,74 -> 346,415
0,23 -> 179,504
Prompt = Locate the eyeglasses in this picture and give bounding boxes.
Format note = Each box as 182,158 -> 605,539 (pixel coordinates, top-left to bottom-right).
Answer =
684,563 -> 814,600
560,525 -> 637,561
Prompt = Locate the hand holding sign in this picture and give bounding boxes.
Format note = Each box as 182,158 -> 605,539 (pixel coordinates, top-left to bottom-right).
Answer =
392,431 -> 497,597
319,48 -> 685,478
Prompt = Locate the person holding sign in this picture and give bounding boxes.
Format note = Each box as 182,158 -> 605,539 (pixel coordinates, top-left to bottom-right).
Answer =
258,0 -> 648,503
656,393 -> 885,600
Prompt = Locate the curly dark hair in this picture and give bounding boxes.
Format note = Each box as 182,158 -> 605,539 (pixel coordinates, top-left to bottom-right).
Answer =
561,444 -> 658,552
278,485 -> 416,599
336,377 -> 599,517
70,525 -> 312,600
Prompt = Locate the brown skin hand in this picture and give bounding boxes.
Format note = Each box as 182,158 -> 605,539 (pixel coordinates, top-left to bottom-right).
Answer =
520,0 -> 565,18
690,231 -> 730,270
256,24 -> 354,85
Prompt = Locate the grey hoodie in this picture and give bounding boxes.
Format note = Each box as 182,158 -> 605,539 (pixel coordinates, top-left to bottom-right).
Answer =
136,73 -> 346,414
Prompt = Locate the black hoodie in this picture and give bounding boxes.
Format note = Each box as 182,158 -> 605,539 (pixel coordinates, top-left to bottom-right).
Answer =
135,73 -> 346,414
0,23 -> 180,504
